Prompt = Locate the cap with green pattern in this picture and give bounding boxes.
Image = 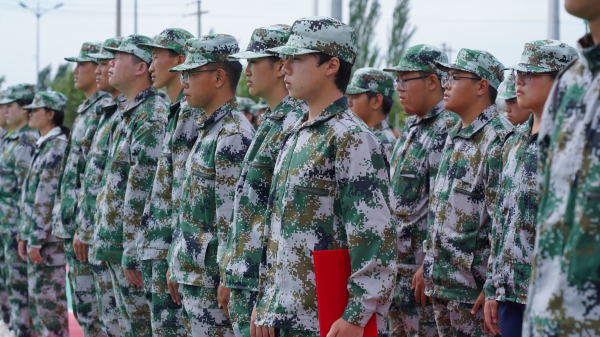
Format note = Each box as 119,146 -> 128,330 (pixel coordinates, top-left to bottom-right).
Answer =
24,91 -> 68,112
169,34 -> 240,72
498,78 -> 517,100
252,98 -> 269,110
229,24 -> 291,59
0,84 -> 36,104
64,41 -> 103,63
88,37 -> 124,61
383,44 -> 447,76
266,16 -> 357,64
346,67 -> 395,98
104,34 -> 154,64
436,48 -> 505,89
138,28 -> 194,55
506,39 -> 578,73
237,96 -> 257,115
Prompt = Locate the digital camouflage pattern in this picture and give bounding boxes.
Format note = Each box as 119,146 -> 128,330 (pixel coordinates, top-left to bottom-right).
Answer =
346,67 -> 395,98
237,96 -> 258,115
266,16 -> 357,64
252,98 -> 269,110
28,257 -> 68,337
432,298 -> 488,337
222,96 -> 307,291
436,48 -> 505,89
506,39 -> 578,73
24,90 -> 68,113
167,98 -> 254,287
180,284 -> 235,337
371,119 -> 397,159
229,24 -> 291,59
254,97 -> 397,331
138,28 -> 194,55
229,288 -> 258,337
90,248 -> 121,337
88,37 -> 124,61
387,301 -> 438,337
423,104 -> 513,303
383,44 -> 448,76
64,41 -> 103,63
523,33 -> 600,336
169,34 -> 240,72
104,34 -> 154,64
485,115 -> 537,304
497,78 -> 517,100
0,83 -> 36,105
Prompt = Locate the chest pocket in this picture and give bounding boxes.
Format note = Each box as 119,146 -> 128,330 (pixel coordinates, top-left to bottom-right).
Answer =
394,170 -> 425,216
109,159 -> 130,199
89,151 -> 108,190
448,181 -> 484,233
243,160 -> 275,208
188,168 -> 216,229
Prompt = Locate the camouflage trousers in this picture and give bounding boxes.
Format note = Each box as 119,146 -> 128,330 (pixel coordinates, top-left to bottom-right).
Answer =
27,242 -> 69,337
229,288 -> 257,337
64,238 -> 107,337
89,247 -> 121,337
432,298 -> 491,337
141,259 -> 185,337
0,237 -> 10,324
0,232 -> 35,336
388,277 -> 438,337
106,261 -> 152,337
180,284 -> 234,337
275,329 -> 319,337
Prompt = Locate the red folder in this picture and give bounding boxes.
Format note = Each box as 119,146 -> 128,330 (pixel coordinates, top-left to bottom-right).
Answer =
313,249 -> 377,337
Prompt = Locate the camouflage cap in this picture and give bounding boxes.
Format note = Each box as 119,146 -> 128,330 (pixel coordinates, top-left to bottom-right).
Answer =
497,78 -> 517,100
64,41 -> 103,63
88,37 -> 124,61
23,91 -> 68,112
237,96 -> 257,115
138,28 -> 194,56
383,44 -> 448,76
252,98 -> 269,110
346,67 -> 395,98
436,48 -> 505,89
229,24 -> 291,59
506,39 -> 578,73
266,16 -> 357,64
0,84 -> 36,104
104,34 -> 154,64
169,34 -> 240,72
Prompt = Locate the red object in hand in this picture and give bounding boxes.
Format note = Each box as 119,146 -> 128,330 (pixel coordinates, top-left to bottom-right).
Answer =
313,249 -> 377,337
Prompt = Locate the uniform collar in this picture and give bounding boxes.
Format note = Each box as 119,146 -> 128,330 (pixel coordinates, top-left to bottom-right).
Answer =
298,96 -> 347,130
196,97 -> 237,130
36,127 -> 62,146
372,119 -> 390,133
122,86 -> 156,115
265,95 -> 296,120
7,124 -> 36,140
405,100 -> 445,128
578,33 -> 600,74
168,90 -> 186,119
77,90 -> 108,114
451,104 -> 498,139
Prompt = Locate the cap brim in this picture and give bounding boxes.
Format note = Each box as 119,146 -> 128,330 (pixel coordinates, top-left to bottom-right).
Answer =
23,103 -> 45,110
435,61 -> 461,73
498,91 -> 517,100
87,52 -> 114,60
169,61 -> 209,72
64,57 -> 97,62
0,98 -> 15,105
228,50 -> 274,60
345,86 -> 369,95
266,46 -> 318,57
383,65 -> 424,73
505,63 -> 552,73
138,43 -> 175,52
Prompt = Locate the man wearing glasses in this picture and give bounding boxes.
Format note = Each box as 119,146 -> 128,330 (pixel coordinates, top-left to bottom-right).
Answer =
423,48 -> 513,336
383,44 -> 458,337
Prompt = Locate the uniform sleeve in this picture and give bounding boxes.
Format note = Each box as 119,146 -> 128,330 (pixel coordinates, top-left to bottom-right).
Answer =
122,119 -> 166,270
50,138 -> 71,230
336,132 -> 398,327
537,80 -> 559,198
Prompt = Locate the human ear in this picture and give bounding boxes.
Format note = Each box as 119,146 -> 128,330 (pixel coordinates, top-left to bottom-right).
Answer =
177,54 -> 186,66
428,74 -> 439,91
276,58 -> 286,78
325,57 -> 340,77
372,94 -> 383,110
477,79 -> 489,97
215,68 -> 227,89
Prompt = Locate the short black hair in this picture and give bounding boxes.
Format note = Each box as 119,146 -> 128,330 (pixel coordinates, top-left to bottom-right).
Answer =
168,49 -> 180,58
365,91 -> 394,115
488,85 -> 498,104
14,99 -> 33,108
206,61 -> 243,94
132,54 -> 153,82
312,52 -> 353,94
266,56 -> 283,65
44,107 -> 65,126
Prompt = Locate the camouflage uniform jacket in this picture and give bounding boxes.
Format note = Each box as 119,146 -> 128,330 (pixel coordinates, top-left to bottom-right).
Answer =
137,91 -> 201,261
371,119 -> 396,159
221,96 -> 307,291
422,104 -> 513,304
523,34 -> 600,336
389,101 -> 458,306
167,98 -> 254,287
19,128 -> 68,265
94,87 -> 168,270
52,90 -> 108,239
75,94 -> 126,246
0,128 -> 6,152
255,97 -> 398,331
484,115 -> 537,304
0,125 -> 39,236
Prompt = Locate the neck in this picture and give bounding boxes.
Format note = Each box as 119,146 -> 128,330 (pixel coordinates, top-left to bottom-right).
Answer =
262,83 -> 289,111
122,80 -> 152,105
110,90 -> 121,100
589,17 -> 600,45
531,108 -> 542,135
166,80 -> 183,104
457,99 -> 492,128
203,91 -> 234,118
417,91 -> 444,119
306,86 -> 344,122
366,111 -> 387,128
13,119 -> 29,132
84,87 -> 98,99
4,124 -> 16,132
39,124 -> 56,137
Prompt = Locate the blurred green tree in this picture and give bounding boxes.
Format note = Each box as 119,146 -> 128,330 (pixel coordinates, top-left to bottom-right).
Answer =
349,0 -> 381,69
50,63 -> 85,128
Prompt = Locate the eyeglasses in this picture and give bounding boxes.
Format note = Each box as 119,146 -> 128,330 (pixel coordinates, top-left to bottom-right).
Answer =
510,70 -> 557,85
394,75 -> 431,91
441,75 -> 481,88
180,69 -> 218,84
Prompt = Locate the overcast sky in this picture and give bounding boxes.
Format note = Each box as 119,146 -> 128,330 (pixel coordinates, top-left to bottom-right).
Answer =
0,0 -> 588,88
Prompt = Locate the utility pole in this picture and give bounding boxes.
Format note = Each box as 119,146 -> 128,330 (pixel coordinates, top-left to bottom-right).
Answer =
20,1 -> 63,87
116,0 -> 121,37
134,0 -> 137,34
331,0 -> 342,21
184,1 -> 208,37
547,0 -> 559,39
313,0 -> 318,16
441,43 -> 455,62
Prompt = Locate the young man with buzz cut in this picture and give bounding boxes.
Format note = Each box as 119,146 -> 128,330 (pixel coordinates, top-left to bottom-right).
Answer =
51,40 -> 110,337
94,34 -> 168,337
251,16 -> 398,337
166,34 -> 254,337
346,67 -> 397,158
137,27 -> 198,337
383,44 -> 459,337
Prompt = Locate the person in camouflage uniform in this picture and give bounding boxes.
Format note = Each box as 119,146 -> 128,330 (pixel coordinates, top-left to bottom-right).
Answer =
19,91 -> 70,337
346,67 -> 397,158
482,40 -> 577,337
381,44 -> 459,337
136,28 -> 197,337
421,48 -> 513,337
0,90 -> 11,325
523,2 -> 600,334
496,78 -> 532,126
238,96 -> 258,127
166,34 -> 254,337
252,16 -> 398,337
93,34 -> 168,337
252,98 -> 269,126
51,40 -> 110,337
221,24 -> 307,337
0,84 -> 38,337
